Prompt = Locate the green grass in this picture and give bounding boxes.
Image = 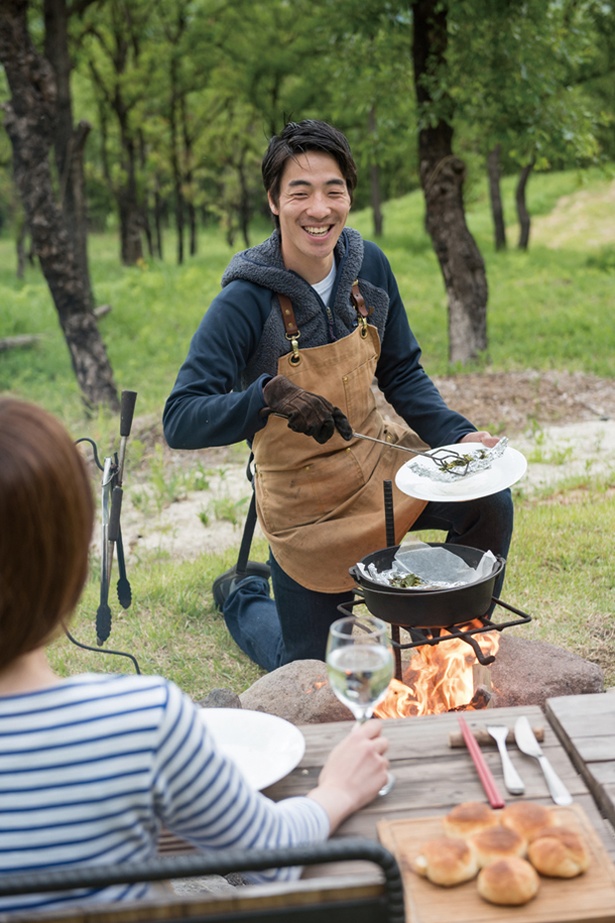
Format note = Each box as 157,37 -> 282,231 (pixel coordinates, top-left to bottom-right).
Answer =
50,542 -> 268,700
2,166 -> 614,697
507,480 -> 615,680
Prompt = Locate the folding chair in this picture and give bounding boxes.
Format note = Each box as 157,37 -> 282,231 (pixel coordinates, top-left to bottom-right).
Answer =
0,837 -> 405,923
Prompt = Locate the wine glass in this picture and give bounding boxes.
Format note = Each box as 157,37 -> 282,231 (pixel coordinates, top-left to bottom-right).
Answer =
326,614 -> 395,796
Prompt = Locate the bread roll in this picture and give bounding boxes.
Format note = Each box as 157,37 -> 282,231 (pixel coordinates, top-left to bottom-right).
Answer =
528,826 -> 590,878
443,801 -> 499,839
411,836 -> 479,886
477,857 -> 540,906
499,801 -> 555,842
470,824 -> 526,867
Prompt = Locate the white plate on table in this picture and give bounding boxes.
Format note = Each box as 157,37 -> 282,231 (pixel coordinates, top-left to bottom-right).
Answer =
395,443 -> 527,502
199,708 -> 305,791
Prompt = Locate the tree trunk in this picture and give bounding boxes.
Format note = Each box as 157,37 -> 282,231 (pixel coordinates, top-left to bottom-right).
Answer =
188,200 -> 197,256
43,0 -> 93,301
170,134 -> 185,264
180,93 -> 197,257
238,155 -> 251,249
114,98 -> 143,265
118,159 -> 143,265
168,57 -> 185,265
175,192 -> 185,265
154,187 -> 164,260
141,192 -> 154,259
0,0 -> 119,411
16,215 -> 28,278
516,160 -> 534,251
487,144 -> 507,251
411,0 -> 488,364
368,107 -> 383,237
370,162 -> 384,238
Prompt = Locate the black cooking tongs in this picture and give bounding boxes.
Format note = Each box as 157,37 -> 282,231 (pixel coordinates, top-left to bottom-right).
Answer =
76,390 -> 137,644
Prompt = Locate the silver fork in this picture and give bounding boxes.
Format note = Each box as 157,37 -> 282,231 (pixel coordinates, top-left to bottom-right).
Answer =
487,725 -> 525,795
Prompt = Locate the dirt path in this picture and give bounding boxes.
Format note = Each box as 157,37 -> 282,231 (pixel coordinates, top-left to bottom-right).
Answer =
121,370 -> 614,561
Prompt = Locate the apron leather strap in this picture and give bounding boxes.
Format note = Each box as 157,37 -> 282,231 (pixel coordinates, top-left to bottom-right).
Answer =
279,284 -> 369,323
277,294 -> 301,365
350,281 -> 371,337
350,280 -> 370,318
277,283 -> 370,340
278,294 -> 299,336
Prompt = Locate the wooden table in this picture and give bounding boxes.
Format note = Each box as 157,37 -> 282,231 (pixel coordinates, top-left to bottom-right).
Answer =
546,692 -> 615,830
265,702 -> 615,866
158,700 -> 615,922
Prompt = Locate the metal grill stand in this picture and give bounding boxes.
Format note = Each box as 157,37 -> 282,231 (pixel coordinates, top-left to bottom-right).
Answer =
336,596 -> 532,680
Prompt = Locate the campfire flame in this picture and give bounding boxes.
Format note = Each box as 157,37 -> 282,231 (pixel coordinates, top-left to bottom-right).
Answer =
376,622 -> 500,717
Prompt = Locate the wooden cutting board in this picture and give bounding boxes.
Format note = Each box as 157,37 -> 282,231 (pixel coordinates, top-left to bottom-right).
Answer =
378,804 -> 615,923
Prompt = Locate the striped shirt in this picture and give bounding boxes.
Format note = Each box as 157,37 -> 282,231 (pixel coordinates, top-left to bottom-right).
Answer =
0,673 -> 329,914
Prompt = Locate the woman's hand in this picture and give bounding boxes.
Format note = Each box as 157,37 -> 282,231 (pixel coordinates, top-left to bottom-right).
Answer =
307,720 -> 390,831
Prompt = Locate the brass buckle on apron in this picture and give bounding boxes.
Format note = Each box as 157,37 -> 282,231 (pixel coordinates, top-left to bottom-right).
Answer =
350,281 -> 371,339
286,330 -> 301,366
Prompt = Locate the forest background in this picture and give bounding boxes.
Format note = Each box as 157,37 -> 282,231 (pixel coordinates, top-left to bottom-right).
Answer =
0,0 -> 614,699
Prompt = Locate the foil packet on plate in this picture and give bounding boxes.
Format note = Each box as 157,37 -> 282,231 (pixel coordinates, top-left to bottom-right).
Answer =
409,437 -> 509,483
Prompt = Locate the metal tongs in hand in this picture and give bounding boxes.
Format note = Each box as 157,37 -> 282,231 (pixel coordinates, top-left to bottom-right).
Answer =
352,432 -> 473,476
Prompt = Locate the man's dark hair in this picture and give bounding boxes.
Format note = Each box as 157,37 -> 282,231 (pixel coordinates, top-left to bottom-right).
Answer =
262,120 -> 358,226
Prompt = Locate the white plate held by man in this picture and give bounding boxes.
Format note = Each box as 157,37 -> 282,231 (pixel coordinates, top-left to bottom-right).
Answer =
395,440 -> 527,502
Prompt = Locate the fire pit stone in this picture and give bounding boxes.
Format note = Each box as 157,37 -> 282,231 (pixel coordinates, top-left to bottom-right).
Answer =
239,659 -> 352,724
491,634 -> 603,706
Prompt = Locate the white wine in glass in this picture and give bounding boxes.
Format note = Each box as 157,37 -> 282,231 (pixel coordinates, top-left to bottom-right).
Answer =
326,614 -> 395,795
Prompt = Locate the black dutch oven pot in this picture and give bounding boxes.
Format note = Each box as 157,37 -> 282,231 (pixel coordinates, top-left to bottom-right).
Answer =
348,542 -> 505,630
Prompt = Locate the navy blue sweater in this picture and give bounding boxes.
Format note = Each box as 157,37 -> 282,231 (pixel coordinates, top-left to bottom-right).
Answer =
163,228 -> 475,450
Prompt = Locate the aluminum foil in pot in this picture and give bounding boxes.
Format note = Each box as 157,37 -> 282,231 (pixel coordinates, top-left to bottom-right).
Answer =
356,540 -> 498,591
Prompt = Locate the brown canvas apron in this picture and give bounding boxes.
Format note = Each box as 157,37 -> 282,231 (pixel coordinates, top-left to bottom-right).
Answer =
252,320 -> 428,593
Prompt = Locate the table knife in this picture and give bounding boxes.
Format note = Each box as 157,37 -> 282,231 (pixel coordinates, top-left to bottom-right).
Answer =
514,716 -> 572,805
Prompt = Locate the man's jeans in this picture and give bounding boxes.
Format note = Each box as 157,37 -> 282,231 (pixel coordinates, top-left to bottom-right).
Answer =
222,488 -> 513,672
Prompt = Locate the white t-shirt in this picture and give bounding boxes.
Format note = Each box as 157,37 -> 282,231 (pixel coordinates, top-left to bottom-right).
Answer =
311,261 -> 336,306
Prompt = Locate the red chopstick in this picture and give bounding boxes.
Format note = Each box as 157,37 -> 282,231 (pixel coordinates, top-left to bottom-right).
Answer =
458,715 -> 505,809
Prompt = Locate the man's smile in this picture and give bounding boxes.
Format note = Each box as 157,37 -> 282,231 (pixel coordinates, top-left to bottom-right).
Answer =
304,225 -> 333,237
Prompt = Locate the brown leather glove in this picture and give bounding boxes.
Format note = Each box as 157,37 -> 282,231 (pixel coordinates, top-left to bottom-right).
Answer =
263,375 -> 353,445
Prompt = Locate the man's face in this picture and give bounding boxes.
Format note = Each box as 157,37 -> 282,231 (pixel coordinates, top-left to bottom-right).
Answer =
268,151 -> 351,284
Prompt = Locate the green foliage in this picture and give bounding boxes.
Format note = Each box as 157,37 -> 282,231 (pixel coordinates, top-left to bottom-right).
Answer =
447,0 -> 610,169
2,0 -> 612,247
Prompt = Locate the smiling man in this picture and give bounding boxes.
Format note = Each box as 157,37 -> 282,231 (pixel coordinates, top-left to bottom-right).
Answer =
163,119 -> 513,671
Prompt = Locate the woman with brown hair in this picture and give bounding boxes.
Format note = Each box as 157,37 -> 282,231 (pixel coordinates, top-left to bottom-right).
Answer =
0,397 -> 389,914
